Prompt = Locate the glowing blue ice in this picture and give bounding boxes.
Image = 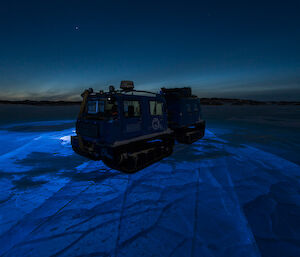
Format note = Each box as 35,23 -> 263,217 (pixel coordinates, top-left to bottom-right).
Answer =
0,120 -> 299,257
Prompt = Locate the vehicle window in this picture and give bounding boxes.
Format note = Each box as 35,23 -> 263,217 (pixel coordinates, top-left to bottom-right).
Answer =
149,101 -> 163,116
124,100 -> 141,117
87,100 -> 98,113
86,99 -> 118,118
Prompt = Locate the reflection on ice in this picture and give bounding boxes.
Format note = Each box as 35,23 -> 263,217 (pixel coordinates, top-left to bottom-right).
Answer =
0,120 -> 299,256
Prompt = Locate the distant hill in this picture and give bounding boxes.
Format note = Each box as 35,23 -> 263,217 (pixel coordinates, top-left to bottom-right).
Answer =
0,98 -> 299,106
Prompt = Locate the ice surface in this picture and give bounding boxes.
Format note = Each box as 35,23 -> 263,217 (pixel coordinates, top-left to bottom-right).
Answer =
0,118 -> 299,257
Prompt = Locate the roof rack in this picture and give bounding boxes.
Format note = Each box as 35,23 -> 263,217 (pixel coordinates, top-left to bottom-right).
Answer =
161,87 -> 192,97
122,89 -> 158,95
82,81 -> 160,98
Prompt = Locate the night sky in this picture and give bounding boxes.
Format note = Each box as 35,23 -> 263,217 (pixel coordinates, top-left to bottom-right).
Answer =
0,0 -> 299,101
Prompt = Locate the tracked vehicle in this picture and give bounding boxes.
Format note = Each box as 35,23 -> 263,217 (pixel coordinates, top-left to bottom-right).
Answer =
71,81 -> 205,173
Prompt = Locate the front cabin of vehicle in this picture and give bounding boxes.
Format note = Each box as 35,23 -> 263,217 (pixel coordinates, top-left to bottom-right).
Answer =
72,82 -> 174,173
76,92 -> 169,146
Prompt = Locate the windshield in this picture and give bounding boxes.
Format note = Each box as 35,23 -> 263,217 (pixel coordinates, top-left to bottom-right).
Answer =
86,98 -> 118,119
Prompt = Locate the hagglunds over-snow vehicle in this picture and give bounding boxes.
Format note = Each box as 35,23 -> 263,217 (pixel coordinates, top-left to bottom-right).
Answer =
71,81 -> 205,173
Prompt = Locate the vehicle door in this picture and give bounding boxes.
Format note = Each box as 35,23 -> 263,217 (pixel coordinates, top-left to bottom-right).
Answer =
148,100 -> 165,133
122,98 -> 143,139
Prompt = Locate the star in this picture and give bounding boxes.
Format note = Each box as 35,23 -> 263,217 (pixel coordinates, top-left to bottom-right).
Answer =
75,26 -> 79,30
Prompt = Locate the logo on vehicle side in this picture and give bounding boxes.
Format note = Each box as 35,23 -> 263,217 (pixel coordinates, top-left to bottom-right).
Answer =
152,118 -> 160,130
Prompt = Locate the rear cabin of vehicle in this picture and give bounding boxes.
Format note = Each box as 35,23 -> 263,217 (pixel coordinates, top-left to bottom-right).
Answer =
161,87 -> 205,144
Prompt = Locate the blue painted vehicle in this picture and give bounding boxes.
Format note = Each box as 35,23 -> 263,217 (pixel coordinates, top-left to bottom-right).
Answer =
71,81 -> 205,173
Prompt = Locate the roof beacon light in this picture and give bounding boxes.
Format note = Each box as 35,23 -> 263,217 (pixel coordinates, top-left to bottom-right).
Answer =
120,80 -> 134,91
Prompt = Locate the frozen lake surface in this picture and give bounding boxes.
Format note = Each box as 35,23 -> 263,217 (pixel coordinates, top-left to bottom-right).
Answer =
0,105 -> 299,257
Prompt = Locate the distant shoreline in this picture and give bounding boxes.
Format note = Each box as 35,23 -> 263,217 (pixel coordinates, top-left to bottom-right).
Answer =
0,100 -> 81,106
199,98 -> 300,106
0,98 -> 299,106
